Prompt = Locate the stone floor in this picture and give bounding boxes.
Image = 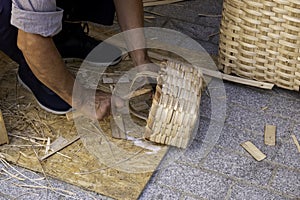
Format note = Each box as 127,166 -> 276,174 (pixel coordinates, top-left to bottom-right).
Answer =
0,0 -> 299,199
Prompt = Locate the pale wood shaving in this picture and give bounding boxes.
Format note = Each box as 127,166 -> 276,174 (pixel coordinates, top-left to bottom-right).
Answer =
264,124 -> 276,146
291,134 -> 300,153
241,141 -> 266,161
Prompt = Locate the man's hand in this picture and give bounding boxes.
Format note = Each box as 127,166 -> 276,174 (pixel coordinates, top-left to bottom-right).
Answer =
74,89 -> 111,120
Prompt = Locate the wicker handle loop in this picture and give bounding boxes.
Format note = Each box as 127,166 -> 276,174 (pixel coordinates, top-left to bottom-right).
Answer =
128,71 -> 159,121
129,71 -> 159,90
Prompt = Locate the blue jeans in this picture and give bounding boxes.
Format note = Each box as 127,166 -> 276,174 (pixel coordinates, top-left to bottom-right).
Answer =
0,0 -> 27,66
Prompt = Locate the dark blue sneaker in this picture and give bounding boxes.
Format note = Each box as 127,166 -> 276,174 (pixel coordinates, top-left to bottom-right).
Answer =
53,22 -> 122,66
17,64 -> 72,115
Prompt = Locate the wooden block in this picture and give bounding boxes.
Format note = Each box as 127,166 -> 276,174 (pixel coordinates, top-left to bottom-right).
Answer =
291,134 -> 300,153
0,109 -> 9,145
264,124 -> 276,146
241,141 -> 266,161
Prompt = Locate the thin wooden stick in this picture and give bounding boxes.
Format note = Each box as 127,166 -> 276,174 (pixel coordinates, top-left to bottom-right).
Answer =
0,168 -> 25,181
143,0 -> 184,7
4,145 -> 44,147
198,13 -> 222,17
195,67 -> 274,89
7,134 -> 44,146
144,15 -> 156,19
39,136 -> 80,161
8,133 -> 48,141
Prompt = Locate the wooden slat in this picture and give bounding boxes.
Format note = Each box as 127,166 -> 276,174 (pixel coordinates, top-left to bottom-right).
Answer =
0,109 -> 9,145
201,68 -> 274,90
39,136 -> 80,161
264,124 -> 276,146
241,141 -> 266,161
143,0 -> 184,7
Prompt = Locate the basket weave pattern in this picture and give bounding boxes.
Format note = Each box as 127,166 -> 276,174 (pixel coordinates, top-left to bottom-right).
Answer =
218,0 -> 300,90
144,61 -> 203,148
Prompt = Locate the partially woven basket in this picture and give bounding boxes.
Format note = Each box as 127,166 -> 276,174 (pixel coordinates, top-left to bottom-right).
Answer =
218,0 -> 300,90
143,61 -> 204,148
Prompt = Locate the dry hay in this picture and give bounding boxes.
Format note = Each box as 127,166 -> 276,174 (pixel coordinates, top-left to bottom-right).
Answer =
0,51 -> 169,200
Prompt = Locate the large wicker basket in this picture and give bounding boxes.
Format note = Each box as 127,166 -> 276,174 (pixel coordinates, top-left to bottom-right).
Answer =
143,61 -> 204,148
218,0 -> 300,90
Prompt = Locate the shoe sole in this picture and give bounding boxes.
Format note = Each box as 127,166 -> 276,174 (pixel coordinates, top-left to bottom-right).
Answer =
17,74 -> 72,115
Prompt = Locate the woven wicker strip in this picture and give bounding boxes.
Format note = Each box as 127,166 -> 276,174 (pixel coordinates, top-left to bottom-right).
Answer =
144,61 -> 204,148
218,0 -> 300,90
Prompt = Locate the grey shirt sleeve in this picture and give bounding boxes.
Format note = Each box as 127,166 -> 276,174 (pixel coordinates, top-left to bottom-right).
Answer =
11,0 -> 63,37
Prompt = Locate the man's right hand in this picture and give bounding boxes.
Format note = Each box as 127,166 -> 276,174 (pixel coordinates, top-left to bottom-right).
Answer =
74,89 -> 112,120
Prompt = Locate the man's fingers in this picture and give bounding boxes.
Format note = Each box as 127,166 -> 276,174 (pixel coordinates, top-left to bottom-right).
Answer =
95,94 -> 112,120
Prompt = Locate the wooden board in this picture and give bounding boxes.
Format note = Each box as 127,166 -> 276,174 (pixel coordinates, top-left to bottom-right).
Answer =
264,124 -> 276,146
0,51 -> 168,200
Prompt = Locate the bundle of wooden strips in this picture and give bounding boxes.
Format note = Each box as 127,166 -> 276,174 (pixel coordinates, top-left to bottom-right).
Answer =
144,61 -> 204,148
218,0 -> 300,91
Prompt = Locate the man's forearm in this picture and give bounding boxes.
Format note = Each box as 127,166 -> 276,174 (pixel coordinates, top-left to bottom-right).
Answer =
113,0 -> 150,66
17,30 -> 111,120
17,30 -> 75,106
113,0 -> 144,30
